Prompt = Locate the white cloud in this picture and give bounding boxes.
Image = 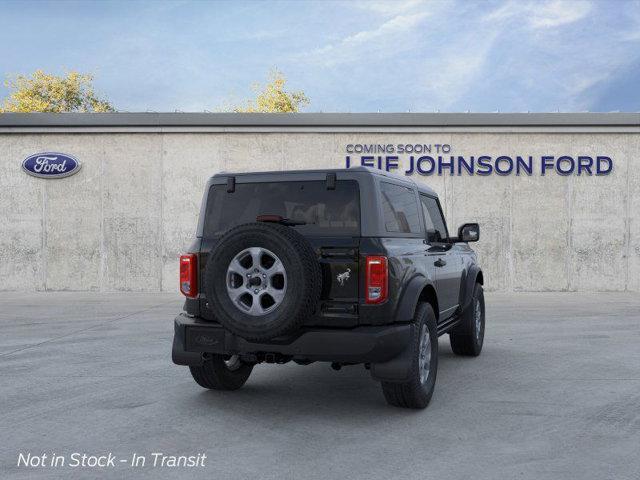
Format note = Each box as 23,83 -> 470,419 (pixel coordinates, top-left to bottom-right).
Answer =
418,29 -> 500,110
351,0 -> 430,16
618,0 -> 640,41
334,12 -> 427,45
302,11 -> 430,66
483,1 -> 522,22
474,0 -> 640,111
567,73 -> 611,97
530,0 -> 592,28
484,0 -> 592,29
291,0 -> 636,112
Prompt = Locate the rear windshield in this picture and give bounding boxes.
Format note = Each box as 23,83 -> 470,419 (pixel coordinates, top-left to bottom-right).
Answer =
203,180 -> 360,237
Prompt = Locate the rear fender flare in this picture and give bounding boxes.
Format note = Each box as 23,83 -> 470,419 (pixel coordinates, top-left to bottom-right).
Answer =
394,275 -> 432,323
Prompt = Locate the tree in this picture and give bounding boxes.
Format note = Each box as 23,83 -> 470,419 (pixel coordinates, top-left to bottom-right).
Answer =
1,70 -> 114,113
234,70 -> 309,113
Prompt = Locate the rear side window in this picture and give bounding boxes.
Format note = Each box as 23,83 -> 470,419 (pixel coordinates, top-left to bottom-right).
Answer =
204,180 -> 360,237
420,195 -> 448,242
380,182 -> 422,234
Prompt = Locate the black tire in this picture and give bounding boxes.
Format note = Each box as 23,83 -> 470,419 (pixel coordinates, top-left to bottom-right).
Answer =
203,222 -> 322,341
189,355 -> 253,390
381,302 -> 438,409
450,283 -> 485,356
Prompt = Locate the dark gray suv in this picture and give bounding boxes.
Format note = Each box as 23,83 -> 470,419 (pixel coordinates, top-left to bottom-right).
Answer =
172,167 -> 484,408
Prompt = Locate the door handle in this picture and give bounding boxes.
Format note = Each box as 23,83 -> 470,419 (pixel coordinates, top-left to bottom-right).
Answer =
434,258 -> 446,267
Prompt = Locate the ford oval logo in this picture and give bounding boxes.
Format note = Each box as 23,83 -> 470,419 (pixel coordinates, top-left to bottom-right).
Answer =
22,152 -> 81,179
195,335 -> 220,346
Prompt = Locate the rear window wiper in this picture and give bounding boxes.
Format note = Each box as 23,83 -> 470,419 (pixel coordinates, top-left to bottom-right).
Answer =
256,215 -> 306,226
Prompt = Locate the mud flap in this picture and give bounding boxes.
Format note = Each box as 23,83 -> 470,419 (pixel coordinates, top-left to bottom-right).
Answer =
370,323 -> 416,383
172,322 -> 204,366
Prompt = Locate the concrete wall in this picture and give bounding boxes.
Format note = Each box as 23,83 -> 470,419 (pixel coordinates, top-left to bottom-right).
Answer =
0,131 -> 638,292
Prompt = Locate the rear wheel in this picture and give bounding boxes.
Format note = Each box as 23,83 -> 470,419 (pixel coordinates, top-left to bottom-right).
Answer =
189,355 -> 253,390
450,283 -> 485,356
381,302 -> 438,409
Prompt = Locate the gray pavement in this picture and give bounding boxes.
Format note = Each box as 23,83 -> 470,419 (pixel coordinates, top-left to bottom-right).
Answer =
1,291 -> 639,480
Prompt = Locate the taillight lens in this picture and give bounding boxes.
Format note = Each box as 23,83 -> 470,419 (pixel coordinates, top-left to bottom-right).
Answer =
365,256 -> 388,304
179,254 -> 197,298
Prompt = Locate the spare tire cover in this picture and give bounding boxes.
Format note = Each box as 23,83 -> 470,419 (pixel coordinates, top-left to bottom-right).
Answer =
204,222 -> 322,341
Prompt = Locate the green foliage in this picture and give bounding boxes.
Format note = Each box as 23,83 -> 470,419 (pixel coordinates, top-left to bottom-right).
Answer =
234,70 -> 309,113
1,70 -> 114,113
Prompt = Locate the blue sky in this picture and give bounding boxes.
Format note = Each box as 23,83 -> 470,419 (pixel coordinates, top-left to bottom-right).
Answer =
1,0 -> 639,112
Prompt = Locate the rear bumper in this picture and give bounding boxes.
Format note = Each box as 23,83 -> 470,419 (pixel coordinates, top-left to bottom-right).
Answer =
172,313 -> 412,366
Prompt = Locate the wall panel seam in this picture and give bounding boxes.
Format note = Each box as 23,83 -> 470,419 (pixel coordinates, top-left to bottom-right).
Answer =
99,139 -> 106,292
624,139 -> 631,290
41,166 -> 48,291
159,133 -> 165,292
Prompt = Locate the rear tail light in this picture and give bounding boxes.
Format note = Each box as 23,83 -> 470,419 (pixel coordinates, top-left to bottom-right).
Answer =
179,254 -> 198,298
365,256 -> 388,304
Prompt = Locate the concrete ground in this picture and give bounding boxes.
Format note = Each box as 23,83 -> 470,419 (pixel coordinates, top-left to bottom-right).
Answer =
0,292 -> 639,480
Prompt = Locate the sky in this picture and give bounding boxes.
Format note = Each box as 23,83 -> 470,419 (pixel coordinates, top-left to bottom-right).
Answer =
0,0 -> 639,112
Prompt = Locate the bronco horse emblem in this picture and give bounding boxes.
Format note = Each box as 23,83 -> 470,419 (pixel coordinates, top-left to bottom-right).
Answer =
336,268 -> 351,286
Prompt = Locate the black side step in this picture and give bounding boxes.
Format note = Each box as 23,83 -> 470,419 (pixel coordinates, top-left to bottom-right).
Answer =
436,315 -> 463,336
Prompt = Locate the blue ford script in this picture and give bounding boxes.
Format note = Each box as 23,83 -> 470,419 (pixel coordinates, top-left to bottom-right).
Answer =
22,152 -> 81,178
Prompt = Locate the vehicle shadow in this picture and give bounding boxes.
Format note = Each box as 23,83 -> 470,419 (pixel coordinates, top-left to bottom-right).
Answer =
190,362 -> 393,419
178,339 -> 488,424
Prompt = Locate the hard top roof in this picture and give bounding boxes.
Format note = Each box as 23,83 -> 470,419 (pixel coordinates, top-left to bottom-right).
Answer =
211,166 -> 437,196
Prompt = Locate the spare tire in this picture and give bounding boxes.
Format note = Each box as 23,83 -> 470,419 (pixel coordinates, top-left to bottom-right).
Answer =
203,222 -> 322,341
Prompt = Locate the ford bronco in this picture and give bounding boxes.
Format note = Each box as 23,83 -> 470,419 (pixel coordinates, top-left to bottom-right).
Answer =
172,167 -> 485,408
